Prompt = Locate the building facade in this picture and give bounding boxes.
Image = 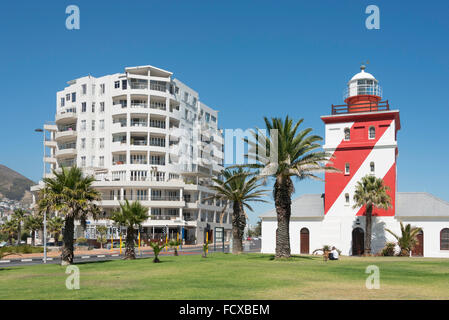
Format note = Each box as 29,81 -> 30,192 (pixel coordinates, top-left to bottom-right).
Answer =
32,65 -> 232,245
261,66 -> 449,258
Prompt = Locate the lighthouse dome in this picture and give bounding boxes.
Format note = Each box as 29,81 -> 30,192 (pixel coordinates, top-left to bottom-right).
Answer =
344,65 -> 382,101
350,65 -> 376,82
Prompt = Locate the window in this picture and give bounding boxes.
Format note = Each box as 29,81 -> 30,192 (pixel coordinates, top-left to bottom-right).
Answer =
81,156 -> 86,167
92,103 -> 95,113
91,120 -> 95,131
211,115 -> 217,123
184,92 -> 189,102
82,84 -> 87,95
100,120 -> 104,130
81,102 -> 86,113
99,156 -> 104,167
100,102 -> 105,112
92,84 -> 96,95
71,92 -> 76,102
370,162 -> 375,174
344,128 -> 350,141
345,163 -> 350,175
441,228 -> 449,250
81,120 -> 86,131
345,193 -> 350,204
100,83 -> 105,94
91,138 -> 95,149
60,97 -> 65,107
66,93 -> 70,101
205,113 -> 210,122
114,81 -> 120,89
192,97 -> 197,105
122,80 -> 127,90
81,138 -> 86,149
91,156 -> 95,167
100,138 -> 104,149
369,126 -> 376,139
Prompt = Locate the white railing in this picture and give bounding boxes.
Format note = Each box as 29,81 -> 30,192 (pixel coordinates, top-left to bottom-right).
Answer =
344,84 -> 382,100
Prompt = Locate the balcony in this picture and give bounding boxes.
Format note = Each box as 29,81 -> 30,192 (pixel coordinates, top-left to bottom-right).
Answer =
55,148 -> 77,158
55,129 -> 77,141
331,100 -> 390,115
55,111 -> 77,124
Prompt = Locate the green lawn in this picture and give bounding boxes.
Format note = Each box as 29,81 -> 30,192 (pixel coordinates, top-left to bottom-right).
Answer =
1,253 -> 449,299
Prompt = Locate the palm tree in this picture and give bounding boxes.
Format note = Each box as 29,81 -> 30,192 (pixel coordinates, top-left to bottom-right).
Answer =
386,222 -> 422,256
47,216 -> 64,245
96,225 -> 108,249
12,209 -> 28,245
149,241 -> 166,263
110,200 -> 148,260
24,214 -> 43,247
38,166 -> 101,265
235,116 -> 335,258
168,239 -> 182,256
206,168 -> 268,254
1,220 -> 17,245
353,175 -> 392,255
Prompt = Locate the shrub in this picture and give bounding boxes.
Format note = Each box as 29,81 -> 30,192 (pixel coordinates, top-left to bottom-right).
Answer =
76,237 -> 88,245
381,242 -> 396,256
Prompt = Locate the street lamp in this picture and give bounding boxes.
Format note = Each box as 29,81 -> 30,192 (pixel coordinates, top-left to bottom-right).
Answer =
35,128 -> 47,264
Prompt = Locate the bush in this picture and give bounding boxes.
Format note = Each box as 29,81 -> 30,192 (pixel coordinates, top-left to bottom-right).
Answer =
1,245 -> 44,254
381,242 -> 396,256
76,237 -> 88,245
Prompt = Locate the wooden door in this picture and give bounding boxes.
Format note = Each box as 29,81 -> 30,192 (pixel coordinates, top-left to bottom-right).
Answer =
300,228 -> 309,254
352,228 -> 364,256
412,230 -> 424,256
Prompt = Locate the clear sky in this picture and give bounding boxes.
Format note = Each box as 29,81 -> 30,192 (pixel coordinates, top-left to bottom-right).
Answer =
0,1 -> 448,224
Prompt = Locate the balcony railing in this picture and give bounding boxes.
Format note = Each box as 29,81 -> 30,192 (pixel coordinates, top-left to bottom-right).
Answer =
150,102 -> 166,111
150,215 -> 179,220
130,102 -> 148,109
331,100 -> 390,115
151,196 -> 181,201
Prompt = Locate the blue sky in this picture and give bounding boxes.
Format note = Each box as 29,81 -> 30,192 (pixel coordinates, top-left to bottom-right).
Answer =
0,1 -> 448,224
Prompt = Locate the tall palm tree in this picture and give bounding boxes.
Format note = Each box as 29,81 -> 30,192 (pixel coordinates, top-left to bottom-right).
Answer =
353,175 -> 392,255
24,214 -> 43,246
110,200 -> 148,260
235,116 -> 335,258
48,216 -> 64,245
385,222 -> 422,256
12,209 -> 28,245
206,168 -> 268,254
38,166 -> 101,265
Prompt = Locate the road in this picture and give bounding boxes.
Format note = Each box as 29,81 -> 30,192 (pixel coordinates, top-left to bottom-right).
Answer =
0,240 -> 261,267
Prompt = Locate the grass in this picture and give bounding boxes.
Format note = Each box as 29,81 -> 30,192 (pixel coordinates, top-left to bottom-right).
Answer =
1,253 -> 449,299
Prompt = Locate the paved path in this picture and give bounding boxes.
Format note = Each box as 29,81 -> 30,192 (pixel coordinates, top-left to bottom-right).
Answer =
0,240 -> 261,267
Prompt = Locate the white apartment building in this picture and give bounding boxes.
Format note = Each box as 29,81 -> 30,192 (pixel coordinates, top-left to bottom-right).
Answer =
32,65 -> 232,245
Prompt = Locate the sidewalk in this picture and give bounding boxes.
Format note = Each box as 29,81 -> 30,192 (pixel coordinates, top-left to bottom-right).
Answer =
3,242 -> 228,260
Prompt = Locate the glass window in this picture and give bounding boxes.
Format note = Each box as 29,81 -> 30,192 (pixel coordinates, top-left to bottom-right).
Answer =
81,102 -> 86,113
369,126 -> 376,139
370,162 -> 375,173
344,128 -> 350,141
71,92 -> 76,102
345,163 -> 350,175
441,228 -> 449,250
345,193 -> 350,204
114,81 -> 120,89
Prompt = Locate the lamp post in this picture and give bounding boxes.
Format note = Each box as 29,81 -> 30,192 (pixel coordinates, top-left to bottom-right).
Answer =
35,128 -> 47,264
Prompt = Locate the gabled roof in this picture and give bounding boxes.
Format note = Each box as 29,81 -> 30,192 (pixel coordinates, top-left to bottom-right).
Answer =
259,194 -> 325,218
396,192 -> 449,218
259,192 -> 449,219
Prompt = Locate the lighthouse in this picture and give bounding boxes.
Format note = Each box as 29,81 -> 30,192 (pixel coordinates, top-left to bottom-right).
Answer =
321,66 -> 400,218
260,66 -> 449,258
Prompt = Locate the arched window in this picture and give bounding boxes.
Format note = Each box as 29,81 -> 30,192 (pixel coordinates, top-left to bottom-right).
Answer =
369,126 -> 376,139
344,128 -> 350,141
440,228 -> 449,250
370,162 -> 375,174
345,193 -> 350,204
345,163 -> 350,175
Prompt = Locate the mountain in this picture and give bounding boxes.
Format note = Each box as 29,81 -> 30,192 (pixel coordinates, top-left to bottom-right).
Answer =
0,164 -> 35,204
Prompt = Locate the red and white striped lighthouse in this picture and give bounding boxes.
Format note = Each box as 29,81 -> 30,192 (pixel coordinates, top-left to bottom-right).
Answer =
321,66 -> 401,217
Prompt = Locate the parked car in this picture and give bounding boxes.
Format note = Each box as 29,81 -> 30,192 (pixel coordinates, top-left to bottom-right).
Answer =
0,241 -> 7,248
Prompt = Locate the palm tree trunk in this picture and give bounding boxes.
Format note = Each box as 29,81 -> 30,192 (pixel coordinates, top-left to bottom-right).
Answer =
124,226 -> 136,260
31,230 -> 35,247
232,202 -> 245,254
274,178 -> 292,258
17,225 -> 21,245
61,216 -> 75,265
365,205 -> 373,255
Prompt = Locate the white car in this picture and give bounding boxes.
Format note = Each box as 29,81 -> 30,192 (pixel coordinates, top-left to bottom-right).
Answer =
0,241 -> 7,248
